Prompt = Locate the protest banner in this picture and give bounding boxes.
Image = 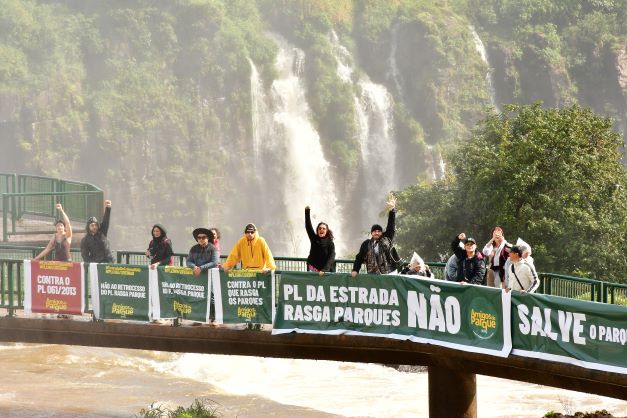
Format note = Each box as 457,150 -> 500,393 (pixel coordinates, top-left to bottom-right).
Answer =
213,269 -> 274,324
273,272 -> 512,357
511,292 -> 627,373
151,266 -> 211,322
23,260 -> 84,315
89,264 -> 150,321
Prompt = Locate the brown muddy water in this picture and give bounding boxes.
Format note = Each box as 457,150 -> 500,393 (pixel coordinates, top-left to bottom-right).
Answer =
0,343 -> 625,418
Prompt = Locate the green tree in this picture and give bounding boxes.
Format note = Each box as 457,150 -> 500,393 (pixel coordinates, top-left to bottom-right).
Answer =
396,104 -> 626,282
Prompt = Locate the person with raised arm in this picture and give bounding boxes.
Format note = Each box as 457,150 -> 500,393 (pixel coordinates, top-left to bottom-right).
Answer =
34,203 -> 73,262
80,200 -> 114,263
351,195 -> 397,276
451,232 -> 485,285
305,206 -> 335,276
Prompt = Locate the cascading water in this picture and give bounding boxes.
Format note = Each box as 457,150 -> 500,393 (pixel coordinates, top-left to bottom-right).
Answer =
470,26 -> 499,112
249,34 -> 346,256
330,31 -> 398,227
386,23 -> 404,99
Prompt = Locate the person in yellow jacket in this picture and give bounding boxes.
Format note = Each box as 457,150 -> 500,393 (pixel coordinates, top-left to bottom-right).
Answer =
223,223 -> 276,271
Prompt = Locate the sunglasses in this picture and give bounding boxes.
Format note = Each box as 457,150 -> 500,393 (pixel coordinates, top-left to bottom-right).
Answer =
245,231 -> 255,235
197,235 -> 208,240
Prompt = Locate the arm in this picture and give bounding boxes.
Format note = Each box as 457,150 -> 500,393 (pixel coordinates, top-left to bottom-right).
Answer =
526,262 -> 540,293
451,235 -> 464,259
304,207 -> 316,241
100,204 -> 111,236
383,209 -> 396,241
34,238 -> 55,260
352,240 -> 368,275
199,245 -> 219,270
223,242 -> 241,270
186,246 -> 197,268
57,204 -> 72,242
322,241 -> 335,272
80,238 -> 91,262
482,241 -> 493,257
261,238 -> 276,270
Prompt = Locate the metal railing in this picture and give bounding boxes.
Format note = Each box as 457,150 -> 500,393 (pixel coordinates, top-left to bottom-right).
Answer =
1,173 -> 104,241
0,248 -> 624,310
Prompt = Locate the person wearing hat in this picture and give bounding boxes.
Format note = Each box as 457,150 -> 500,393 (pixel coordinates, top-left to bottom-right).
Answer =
223,223 -> 276,272
351,195 -> 397,276
186,227 -> 219,276
80,200 -> 114,263
451,232 -> 486,285
505,245 -> 539,293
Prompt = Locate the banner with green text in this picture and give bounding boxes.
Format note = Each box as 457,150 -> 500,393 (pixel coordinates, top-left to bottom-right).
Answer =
214,270 -> 274,324
511,292 -> 627,373
150,266 -> 211,322
273,272 -> 512,357
89,263 -> 151,321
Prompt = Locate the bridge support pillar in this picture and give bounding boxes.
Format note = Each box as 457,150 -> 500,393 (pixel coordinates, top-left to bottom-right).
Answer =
428,365 -> 476,418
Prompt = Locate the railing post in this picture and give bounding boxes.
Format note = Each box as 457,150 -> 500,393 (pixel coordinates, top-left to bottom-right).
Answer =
2,194 -> 7,242
428,365 -> 476,418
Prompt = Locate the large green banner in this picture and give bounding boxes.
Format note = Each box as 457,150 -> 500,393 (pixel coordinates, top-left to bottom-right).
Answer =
511,292 -> 627,373
214,270 -> 274,324
273,272 -> 512,357
151,266 -> 210,322
89,264 -> 150,321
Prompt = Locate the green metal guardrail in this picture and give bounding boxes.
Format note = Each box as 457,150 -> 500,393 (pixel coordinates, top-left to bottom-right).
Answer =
1,247 -> 624,310
1,173 -> 104,242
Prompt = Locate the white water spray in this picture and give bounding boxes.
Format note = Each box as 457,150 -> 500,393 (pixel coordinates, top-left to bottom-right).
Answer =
470,26 -> 499,112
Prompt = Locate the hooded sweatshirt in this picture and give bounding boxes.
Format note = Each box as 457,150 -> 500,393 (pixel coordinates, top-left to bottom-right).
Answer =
80,207 -> 113,263
147,224 -> 173,266
223,225 -> 276,270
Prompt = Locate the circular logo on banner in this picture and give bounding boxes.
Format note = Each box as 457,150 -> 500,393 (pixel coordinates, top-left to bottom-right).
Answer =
469,297 -> 498,340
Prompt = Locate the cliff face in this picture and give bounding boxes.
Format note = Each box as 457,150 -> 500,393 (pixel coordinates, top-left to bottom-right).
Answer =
0,0 -> 624,252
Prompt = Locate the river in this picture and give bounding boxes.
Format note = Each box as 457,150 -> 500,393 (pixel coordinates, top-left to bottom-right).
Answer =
0,342 -> 625,417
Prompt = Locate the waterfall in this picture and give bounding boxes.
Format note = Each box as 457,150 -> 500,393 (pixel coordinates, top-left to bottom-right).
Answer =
386,23 -> 404,98
426,145 -> 446,181
248,34 -> 346,256
330,31 -> 398,226
249,58 -> 270,170
470,26 -> 499,112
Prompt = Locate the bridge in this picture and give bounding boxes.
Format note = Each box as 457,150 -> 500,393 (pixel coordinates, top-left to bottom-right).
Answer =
1,173 -> 626,417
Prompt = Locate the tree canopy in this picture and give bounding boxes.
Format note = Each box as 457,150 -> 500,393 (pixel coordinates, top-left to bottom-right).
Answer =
396,103 -> 626,283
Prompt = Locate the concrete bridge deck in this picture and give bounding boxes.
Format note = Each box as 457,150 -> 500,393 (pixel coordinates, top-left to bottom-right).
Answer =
0,316 -> 625,417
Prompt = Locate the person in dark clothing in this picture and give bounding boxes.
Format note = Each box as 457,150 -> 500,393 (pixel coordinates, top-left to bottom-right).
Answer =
305,206 -> 336,276
451,233 -> 486,285
145,224 -> 173,269
352,195 -> 397,276
80,200 -> 114,263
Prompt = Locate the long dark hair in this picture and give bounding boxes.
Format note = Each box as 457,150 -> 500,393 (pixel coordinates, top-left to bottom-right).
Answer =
317,222 -> 334,240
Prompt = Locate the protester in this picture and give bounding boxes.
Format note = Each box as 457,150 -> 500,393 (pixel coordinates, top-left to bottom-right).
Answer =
482,227 -> 510,288
400,252 -> 432,277
223,223 -> 276,271
186,228 -> 219,276
145,224 -> 173,269
305,206 -> 336,276
351,195 -> 398,276
451,233 -> 486,285
80,200 -> 114,263
210,227 -> 221,259
505,245 -> 539,293
34,203 -> 73,262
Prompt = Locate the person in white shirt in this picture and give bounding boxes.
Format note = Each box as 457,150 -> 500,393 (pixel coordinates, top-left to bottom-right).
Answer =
505,245 -> 539,293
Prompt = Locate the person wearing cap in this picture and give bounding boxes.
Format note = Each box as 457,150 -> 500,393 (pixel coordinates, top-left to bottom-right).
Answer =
482,227 -> 511,288
451,232 -> 486,285
145,224 -> 174,269
223,223 -> 276,272
80,200 -> 114,263
34,203 -> 73,262
186,228 -> 219,276
351,195 -> 397,276
505,245 -> 539,293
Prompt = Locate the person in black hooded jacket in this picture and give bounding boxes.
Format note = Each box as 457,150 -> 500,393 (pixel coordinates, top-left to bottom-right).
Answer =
80,200 -> 114,263
305,206 -> 335,275
145,224 -> 173,269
